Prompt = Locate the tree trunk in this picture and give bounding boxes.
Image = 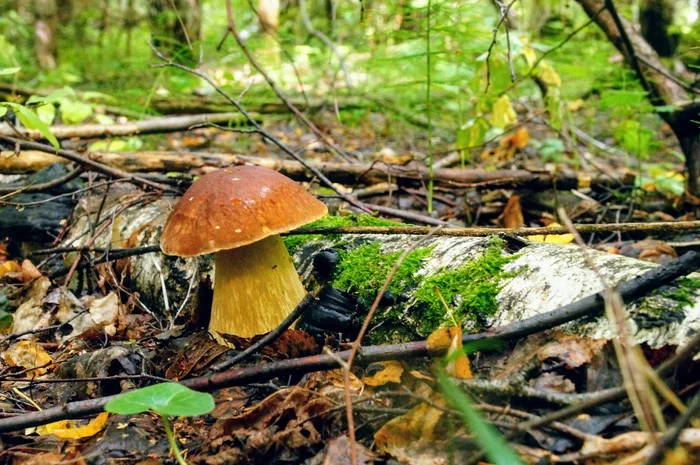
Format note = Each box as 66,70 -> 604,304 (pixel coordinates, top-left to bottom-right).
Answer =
33,0 -> 58,70
574,0 -> 697,197
640,0 -> 678,57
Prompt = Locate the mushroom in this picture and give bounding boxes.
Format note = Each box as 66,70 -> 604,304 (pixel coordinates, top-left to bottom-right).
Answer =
159,165 -> 327,342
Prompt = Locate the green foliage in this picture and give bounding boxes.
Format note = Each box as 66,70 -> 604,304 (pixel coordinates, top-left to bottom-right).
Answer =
0,102 -> 59,149
438,372 -> 524,465
614,120 -> 654,158
413,238 -> 516,335
535,137 -> 566,162
105,382 -> 215,417
332,243 -> 432,307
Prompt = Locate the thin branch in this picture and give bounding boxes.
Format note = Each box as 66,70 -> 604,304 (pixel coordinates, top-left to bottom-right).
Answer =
0,137 -> 176,193
0,166 -> 83,195
289,220 -> 700,237
210,293 -> 316,372
0,251 -> 696,433
148,39 -> 370,213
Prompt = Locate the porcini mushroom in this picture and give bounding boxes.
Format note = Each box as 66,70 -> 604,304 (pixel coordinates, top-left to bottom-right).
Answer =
159,165 -> 327,342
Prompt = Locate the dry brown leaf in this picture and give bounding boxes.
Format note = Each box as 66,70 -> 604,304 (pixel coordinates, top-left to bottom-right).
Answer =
500,195 -> 524,228
362,360 -> 404,387
426,326 -> 472,379
3,340 -> 53,376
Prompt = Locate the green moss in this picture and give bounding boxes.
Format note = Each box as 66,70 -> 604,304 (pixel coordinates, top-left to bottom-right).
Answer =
332,242 -> 432,307
412,237 -> 517,335
283,214 -> 406,254
644,277 -> 700,313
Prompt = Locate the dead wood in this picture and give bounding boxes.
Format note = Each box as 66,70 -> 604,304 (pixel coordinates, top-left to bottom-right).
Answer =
0,149 -> 631,191
0,277 -> 697,435
0,112 -> 254,140
60,188 -> 700,351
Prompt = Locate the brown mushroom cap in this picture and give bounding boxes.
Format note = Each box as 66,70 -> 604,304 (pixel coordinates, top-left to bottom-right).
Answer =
160,165 -> 328,257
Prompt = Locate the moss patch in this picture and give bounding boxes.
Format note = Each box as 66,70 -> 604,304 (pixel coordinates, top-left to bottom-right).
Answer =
332,242 -> 432,307
283,214 -> 405,254
412,237 -> 517,335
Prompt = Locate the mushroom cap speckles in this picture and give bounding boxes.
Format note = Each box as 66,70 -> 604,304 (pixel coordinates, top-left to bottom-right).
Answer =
159,165 -> 328,257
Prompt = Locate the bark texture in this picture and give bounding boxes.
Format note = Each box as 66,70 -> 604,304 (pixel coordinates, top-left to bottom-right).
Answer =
60,185 -> 700,350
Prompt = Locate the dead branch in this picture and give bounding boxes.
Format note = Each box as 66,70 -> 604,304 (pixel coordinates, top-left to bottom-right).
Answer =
0,150 -> 631,191
0,137 -> 177,192
0,113 -> 254,140
0,252 -> 696,434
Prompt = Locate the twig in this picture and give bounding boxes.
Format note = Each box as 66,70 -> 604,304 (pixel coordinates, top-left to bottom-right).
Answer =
148,40 -> 370,213
603,0 -> 654,101
485,0 -> 519,91
222,0 -> 353,163
210,293 -> 316,372
0,252 -> 696,433
0,166 -> 83,195
0,137 -> 176,193
289,220 -> 700,237
465,330 -> 700,464
643,391 -> 700,465
343,225 -> 444,463
49,245 -> 161,278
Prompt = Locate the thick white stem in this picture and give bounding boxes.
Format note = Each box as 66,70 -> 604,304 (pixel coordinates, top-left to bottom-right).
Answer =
210,234 -> 306,341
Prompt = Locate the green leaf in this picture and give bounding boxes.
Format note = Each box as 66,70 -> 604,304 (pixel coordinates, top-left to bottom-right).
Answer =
59,99 -> 93,124
614,120 -> 652,158
4,103 -> 59,149
438,373 -> 524,465
105,383 -> 215,417
0,67 -> 20,75
0,107 -> 6,118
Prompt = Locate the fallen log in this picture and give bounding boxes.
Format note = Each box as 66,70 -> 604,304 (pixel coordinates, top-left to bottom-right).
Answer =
0,112 -> 255,140
0,150 -> 633,191
54,185 -> 700,351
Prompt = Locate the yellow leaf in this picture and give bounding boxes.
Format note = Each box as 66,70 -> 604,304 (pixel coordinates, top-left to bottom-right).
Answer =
490,95 -> 517,129
522,46 -> 537,68
363,360 -> 404,386
37,412 -> 109,439
529,222 -> 574,244
539,63 -> 561,88
0,261 -> 22,276
374,397 -> 446,452
3,341 -> 53,376
426,326 -> 471,379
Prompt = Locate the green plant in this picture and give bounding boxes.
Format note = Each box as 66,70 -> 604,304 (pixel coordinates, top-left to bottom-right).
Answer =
438,367 -> 524,465
105,383 -> 215,465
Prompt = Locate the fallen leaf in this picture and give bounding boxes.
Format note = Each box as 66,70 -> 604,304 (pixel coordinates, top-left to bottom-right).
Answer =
3,340 -> 53,376
375,399 -> 445,449
500,195 -> 524,228
37,412 -> 109,439
0,260 -> 22,277
362,360 -> 404,386
528,222 -> 574,244
426,326 -> 471,379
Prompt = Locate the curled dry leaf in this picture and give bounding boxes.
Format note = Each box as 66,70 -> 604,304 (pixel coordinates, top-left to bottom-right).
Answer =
362,360 -> 404,387
426,326 -> 472,379
199,388 -> 337,464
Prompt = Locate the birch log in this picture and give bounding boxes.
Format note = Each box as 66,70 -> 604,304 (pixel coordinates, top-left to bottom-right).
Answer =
60,185 -> 700,349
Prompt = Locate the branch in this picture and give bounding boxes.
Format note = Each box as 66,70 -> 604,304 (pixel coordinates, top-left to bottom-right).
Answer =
0,252 -> 696,433
0,137 -> 177,193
